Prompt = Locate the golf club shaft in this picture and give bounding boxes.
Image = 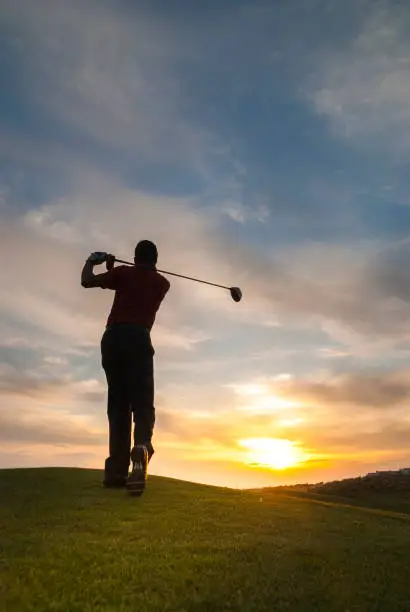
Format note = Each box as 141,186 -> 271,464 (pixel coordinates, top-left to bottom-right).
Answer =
113,258 -> 231,291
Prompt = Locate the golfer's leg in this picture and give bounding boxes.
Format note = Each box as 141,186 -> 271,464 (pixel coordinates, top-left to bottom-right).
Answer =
101,328 -> 132,483
131,351 -> 155,456
107,381 -> 132,479
122,326 -> 157,495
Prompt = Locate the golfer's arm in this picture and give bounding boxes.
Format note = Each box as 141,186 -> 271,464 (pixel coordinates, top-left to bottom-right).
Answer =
81,260 -> 98,288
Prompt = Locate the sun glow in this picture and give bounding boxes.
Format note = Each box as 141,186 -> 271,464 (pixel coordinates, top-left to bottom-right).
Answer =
239,437 -> 309,470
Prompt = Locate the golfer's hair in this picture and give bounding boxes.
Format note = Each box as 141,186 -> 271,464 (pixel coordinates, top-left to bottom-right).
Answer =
134,240 -> 158,265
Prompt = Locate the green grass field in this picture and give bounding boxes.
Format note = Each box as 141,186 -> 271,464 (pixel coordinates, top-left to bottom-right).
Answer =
273,487 -> 410,516
1,468 -> 410,611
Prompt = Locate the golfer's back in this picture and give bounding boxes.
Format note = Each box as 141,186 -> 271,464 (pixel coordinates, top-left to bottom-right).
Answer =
102,265 -> 170,330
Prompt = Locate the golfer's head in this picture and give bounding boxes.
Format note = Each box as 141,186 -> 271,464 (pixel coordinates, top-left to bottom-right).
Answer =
134,240 -> 158,266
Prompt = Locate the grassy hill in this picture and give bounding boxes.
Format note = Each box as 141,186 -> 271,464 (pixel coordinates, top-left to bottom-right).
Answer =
1,469 -> 410,611
271,471 -> 410,515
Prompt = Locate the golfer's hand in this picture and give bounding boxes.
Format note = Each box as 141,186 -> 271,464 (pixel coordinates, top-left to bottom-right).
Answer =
88,251 -> 108,265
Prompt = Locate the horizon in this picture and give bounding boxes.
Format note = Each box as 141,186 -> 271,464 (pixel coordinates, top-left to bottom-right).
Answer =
1,463 -> 409,491
2,0 -> 410,490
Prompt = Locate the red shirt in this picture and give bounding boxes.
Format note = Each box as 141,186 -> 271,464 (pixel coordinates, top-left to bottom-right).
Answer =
99,265 -> 170,330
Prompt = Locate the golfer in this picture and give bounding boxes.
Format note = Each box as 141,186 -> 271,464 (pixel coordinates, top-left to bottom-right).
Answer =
81,240 -> 170,495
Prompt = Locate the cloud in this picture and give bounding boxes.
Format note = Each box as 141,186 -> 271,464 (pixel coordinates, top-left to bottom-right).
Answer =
1,1 -> 174,150
0,361 -> 107,406
0,362 -> 69,398
0,0 -> 241,190
303,423 -> 410,455
44,356 -> 68,366
279,370 -> 410,409
0,361 -> 107,455
308,2 -> 410,152
215,200 -> 270,224
1,173 -> 291,362
368,237 -> 410,302
0,189 -> 228,354
215,367 -> 410,453
0,408 -> 104,447
227,237 -> 410,350
4,178 -> 410,364
149,368 -> 410,481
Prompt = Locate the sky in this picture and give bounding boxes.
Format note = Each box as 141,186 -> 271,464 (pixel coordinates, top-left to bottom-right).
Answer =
2,0 -> 410,488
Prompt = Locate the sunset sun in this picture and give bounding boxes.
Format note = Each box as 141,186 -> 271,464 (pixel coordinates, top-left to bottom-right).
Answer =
239,438 -> 308,470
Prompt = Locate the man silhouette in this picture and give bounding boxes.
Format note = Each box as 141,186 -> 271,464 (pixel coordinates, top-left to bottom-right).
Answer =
81,240 -> 170,495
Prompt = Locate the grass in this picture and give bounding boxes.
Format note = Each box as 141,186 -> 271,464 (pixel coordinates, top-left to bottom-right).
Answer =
1,469 -> 410,611
272,487 -> 410,516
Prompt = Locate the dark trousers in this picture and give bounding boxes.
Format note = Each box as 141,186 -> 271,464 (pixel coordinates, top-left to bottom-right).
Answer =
101,323 -> 155,480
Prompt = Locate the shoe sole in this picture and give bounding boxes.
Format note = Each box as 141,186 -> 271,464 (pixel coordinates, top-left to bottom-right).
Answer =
126,446 -> 148,497
103,482 -> 126,488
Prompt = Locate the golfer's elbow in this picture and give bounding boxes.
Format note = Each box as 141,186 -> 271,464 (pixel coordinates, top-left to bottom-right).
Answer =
81,276 -> 93,288
81,269 -> 94,288
81,259 -> 96,288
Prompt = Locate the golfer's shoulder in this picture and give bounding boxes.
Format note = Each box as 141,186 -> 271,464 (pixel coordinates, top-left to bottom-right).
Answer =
155,271 -> 171,292
113,264 -> 129,278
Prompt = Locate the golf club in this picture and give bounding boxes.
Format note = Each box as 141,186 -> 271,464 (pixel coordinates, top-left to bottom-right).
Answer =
106,255 -> 242,302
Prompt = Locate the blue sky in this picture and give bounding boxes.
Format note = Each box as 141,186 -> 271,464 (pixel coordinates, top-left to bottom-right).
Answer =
2,0 -> 410,487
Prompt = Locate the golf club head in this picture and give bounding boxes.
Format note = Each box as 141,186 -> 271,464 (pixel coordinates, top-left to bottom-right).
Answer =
230,287 -> 242,302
